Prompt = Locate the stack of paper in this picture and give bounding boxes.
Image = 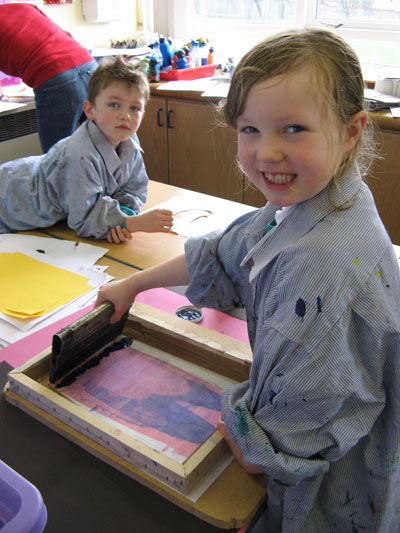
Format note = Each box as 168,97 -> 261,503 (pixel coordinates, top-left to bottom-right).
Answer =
0,234 -> 110,347
364,88 -> 400,111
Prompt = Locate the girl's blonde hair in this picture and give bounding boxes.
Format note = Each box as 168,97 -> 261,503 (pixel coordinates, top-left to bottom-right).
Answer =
220,27 -> 375,181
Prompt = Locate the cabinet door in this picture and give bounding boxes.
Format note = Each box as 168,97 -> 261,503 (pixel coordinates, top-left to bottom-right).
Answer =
137,96 -> 169,184
167,100 -> 244,202
243,183 -> 266,208
366,130 -> 400,245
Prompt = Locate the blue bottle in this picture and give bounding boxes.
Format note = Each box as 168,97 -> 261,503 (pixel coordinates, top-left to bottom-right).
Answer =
149,54 -> 160,82
175,50 -> 187,70
152,41 -> 163,68
159,36 -> 172,67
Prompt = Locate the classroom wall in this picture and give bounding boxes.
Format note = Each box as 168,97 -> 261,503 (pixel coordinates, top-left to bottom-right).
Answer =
35,0 -> 137,48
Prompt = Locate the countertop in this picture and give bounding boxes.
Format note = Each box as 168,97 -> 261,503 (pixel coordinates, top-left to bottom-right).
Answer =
1,79 -> 399,133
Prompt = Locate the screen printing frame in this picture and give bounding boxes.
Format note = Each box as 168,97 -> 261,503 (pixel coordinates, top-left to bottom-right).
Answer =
4,302 -> 266,529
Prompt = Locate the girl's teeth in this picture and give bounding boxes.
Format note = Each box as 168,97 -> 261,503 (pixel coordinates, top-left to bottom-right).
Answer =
264,173 -> 294,184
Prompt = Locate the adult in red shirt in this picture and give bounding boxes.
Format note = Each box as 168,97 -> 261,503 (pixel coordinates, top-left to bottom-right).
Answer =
0,3 -> 97,152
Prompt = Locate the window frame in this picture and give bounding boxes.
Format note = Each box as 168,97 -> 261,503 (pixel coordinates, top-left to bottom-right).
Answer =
154,0 -> 400,45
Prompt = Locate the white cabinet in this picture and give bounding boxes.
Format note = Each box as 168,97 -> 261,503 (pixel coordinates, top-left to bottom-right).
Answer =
81,0 -> 124,23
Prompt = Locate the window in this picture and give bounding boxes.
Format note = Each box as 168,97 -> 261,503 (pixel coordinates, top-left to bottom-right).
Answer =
189,0 -> 400,28
316,0 -> 400,26
190,0 -> 297,24
156,0 -> 400,79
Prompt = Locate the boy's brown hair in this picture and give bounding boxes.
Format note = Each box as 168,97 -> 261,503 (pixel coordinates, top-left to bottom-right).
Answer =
87,55 -> 150,105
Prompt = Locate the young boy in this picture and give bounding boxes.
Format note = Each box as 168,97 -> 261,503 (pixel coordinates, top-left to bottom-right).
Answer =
0,56 -> 173,243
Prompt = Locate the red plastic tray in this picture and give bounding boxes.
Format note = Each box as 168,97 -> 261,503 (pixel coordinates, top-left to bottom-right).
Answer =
159,64 -> 216,82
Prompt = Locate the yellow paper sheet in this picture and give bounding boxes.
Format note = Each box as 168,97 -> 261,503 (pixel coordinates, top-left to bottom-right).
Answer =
0,252 -> 91,318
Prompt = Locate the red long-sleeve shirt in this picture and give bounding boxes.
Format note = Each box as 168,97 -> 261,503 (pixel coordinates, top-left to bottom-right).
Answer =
0,3 -> 93,88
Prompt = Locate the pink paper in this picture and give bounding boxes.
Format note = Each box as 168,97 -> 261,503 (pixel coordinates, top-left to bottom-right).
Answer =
56,345 -> 222,460
0,305 -> 94,368
135,288 -> 249,343
1,288 -> 248,369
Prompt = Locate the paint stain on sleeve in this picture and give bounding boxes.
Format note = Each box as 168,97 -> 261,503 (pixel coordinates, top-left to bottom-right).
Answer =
234,404 -> 249,438
370,499 -> 376,518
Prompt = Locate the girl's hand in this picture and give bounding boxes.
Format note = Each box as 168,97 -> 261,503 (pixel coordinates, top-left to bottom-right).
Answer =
95,279 -> 135,323
217,420 -> 264,475
95,254 -> 190,323
107,225 -> 133,244
128,209 -> 174,233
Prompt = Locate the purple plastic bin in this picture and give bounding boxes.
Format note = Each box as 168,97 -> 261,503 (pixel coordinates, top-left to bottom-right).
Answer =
0,460 -> 47,533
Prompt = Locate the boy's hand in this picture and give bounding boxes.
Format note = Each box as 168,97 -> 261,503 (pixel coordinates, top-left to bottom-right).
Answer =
127,209 -> 174,233
107,225 -> 133,244
217,420 -> 264,475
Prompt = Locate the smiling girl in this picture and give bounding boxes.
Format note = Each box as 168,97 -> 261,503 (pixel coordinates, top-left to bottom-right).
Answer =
96,29 -> 400,531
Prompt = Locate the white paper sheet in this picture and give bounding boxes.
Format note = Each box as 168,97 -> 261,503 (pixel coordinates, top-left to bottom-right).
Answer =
201,80 -> 230,98
144,196 -> 256,238
0,234 -> 108,270
0,100 -> 26,113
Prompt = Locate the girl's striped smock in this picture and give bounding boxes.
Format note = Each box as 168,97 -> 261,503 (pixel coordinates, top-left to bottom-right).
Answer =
184,165 -> 400,532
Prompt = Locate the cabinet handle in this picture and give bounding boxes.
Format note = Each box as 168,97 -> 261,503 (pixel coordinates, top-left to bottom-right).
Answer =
156,108 -> 164,127
167,109 -> 174,129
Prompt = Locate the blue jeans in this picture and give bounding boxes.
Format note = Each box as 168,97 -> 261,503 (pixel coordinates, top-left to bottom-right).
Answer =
34,59 -> 97,152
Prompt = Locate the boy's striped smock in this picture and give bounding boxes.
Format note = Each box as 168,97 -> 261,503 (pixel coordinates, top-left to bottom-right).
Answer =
0,121 -> 148,239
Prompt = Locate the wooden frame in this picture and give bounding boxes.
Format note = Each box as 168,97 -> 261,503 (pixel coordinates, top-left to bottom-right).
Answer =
4,302 -> 265,529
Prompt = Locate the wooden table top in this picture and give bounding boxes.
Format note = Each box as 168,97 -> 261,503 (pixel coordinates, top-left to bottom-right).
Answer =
37,180 -> 256,271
